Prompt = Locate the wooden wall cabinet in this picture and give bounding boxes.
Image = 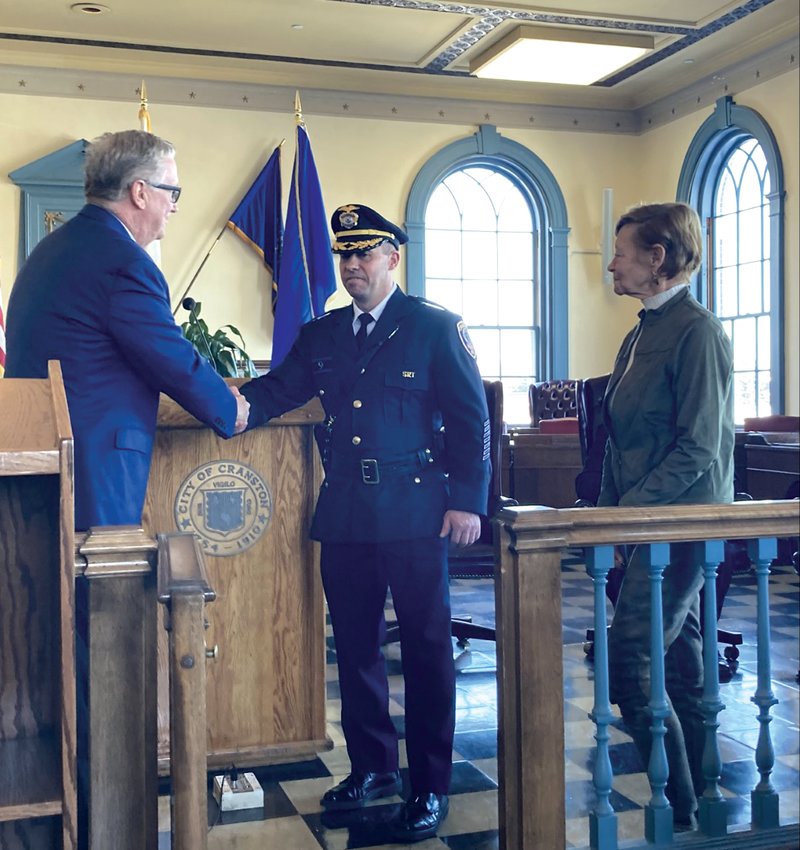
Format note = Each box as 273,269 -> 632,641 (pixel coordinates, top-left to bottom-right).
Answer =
0,362 -> 77,849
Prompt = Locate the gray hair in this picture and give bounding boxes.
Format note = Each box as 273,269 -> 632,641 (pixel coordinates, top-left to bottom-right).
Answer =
85,130 -> 175,202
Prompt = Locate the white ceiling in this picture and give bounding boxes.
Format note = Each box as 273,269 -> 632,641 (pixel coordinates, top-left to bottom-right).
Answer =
0,0 -> 797,130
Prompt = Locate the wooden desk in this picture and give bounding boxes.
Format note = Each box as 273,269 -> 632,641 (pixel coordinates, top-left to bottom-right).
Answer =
744,435 -> 799,564
502,430 -> 582,508
744,440 -> 799,501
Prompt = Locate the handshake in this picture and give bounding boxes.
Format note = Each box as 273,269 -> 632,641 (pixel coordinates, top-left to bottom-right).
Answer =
229,385 -> 250,435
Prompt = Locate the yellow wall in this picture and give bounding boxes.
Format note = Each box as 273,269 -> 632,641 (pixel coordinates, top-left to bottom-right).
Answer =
1,68 -> 797,411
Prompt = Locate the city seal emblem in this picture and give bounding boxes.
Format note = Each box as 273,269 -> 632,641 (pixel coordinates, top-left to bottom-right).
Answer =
173,461 -> 272,556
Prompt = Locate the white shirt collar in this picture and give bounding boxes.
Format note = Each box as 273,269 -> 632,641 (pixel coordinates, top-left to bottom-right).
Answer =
352,283 -> 396,330
643,282 -> 689,311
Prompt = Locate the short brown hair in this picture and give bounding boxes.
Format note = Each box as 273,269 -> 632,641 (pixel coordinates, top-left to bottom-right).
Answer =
616,203 -> 703,280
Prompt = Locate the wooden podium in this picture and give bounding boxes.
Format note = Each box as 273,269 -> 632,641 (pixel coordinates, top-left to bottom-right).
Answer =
0,362 -> 77,849
143,390 -> 330,771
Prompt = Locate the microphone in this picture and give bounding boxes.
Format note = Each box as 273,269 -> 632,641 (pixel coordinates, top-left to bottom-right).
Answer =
182,297 -> 215,364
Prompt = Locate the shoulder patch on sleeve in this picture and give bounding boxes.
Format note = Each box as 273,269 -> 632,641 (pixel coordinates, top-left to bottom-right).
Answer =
457,320 -> 477,359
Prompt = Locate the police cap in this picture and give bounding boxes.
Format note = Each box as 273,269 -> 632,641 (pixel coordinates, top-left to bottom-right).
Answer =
331,204 -> 409,253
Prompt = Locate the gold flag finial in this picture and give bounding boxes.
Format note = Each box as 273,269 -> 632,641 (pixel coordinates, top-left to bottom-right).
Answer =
138,79 -> 152,133
294,91 -> 304,126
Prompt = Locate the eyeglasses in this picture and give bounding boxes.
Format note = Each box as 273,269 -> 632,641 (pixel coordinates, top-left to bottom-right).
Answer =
142,180 -> 182,203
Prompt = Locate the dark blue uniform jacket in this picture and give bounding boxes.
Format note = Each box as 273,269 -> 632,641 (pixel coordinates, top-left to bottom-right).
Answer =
241,288 -> 490,543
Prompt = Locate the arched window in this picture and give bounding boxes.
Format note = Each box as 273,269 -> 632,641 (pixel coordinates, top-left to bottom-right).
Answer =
406,125 -> 569,426
678,96 -> 785,423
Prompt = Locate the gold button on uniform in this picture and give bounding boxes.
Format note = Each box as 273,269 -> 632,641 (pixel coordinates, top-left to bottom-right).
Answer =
352,436 -> 361,446
353,400 -> 362,408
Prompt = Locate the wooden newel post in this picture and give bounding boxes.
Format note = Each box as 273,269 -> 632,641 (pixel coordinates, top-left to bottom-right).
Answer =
495,506 -> 568,850
75,526 -> 159,850
157,533 -> 216,850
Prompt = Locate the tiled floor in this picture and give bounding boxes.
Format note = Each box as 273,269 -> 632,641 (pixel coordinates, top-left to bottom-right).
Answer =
158,559 -> 800,849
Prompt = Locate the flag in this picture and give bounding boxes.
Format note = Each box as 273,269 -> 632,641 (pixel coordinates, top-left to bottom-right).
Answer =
271,110 -> 336,368
226,145 -> 284,312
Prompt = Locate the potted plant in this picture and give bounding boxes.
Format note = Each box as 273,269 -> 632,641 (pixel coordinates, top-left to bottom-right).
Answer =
180,298 -> 258,378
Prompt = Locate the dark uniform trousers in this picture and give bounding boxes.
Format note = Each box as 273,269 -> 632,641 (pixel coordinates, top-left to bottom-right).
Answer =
240,287 -> 490,797
322,537 -> 455,793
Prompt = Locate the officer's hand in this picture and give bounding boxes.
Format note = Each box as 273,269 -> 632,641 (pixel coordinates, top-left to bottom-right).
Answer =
439,510 -> 481,547
230,385 -> 250,434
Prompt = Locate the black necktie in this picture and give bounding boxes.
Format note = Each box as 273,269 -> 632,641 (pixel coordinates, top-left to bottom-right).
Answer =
355,313 -> 374,351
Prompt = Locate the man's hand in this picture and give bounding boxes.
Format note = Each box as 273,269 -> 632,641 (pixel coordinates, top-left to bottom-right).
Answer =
230,385 -> 250,434
439,510 -> 481,547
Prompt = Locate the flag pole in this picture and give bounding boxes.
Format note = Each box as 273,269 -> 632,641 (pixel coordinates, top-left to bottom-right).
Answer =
138,80 -> 151,132
172,139 -> 286,315
172,224 -> 228,314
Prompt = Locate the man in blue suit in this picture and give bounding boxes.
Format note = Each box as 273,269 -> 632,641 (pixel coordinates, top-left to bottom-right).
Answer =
5,129 -> 249,530
5,129 -> 250,850
240,204 -> 490,843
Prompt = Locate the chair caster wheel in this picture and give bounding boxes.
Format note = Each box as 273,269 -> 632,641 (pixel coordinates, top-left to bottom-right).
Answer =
724,645 -> 740,662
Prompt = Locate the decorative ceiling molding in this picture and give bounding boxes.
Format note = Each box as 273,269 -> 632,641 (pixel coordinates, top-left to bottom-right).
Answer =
330,0 -> 777,82
0,0 -> 780,84
0,35 -> 794,136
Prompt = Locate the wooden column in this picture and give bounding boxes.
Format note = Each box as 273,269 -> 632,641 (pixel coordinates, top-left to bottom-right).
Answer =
157,533 -> 216,850
495,507 -> 568,850
75,526 -> 158,850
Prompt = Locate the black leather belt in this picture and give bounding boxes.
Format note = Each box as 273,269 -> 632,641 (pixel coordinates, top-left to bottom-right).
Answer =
327,448 -> 436,484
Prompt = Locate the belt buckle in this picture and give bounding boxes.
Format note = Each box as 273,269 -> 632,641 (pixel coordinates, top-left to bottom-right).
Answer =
360,458 -> 380,484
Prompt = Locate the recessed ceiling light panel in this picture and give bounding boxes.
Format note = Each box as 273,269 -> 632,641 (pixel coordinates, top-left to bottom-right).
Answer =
470,24 -> 654,86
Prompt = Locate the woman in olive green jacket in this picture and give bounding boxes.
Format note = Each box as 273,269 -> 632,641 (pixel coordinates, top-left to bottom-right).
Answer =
599,203 -> 734,830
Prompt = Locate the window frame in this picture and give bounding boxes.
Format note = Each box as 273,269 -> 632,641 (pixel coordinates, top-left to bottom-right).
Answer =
677,95 -> 785,413
405,124 -> 570,382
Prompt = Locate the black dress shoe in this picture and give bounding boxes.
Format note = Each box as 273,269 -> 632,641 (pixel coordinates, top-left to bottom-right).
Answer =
320,770 -> 402,810
391,792 -> 449,843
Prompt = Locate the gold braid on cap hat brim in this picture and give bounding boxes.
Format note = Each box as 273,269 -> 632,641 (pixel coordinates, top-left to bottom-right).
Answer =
332,228 -> 398,252
333,237 -> 391,251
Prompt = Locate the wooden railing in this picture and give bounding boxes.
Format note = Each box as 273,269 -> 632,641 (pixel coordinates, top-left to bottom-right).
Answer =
74,528 -> 216,850
495,499 -> 800,850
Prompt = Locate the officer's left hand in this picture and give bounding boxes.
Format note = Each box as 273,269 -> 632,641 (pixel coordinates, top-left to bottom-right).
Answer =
440,510 -> 481,547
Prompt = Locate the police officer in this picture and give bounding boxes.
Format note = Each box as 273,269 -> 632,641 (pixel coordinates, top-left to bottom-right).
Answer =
240,203 -> 490,842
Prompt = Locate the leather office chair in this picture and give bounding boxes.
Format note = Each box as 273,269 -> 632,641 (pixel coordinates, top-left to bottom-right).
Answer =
529,379 -> 580,426
576,374 -> 743,676
384,379 -> 516,647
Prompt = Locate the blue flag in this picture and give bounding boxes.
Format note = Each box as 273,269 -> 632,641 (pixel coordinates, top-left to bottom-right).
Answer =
227,146 -> 284,312
271,124 -> 337,368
